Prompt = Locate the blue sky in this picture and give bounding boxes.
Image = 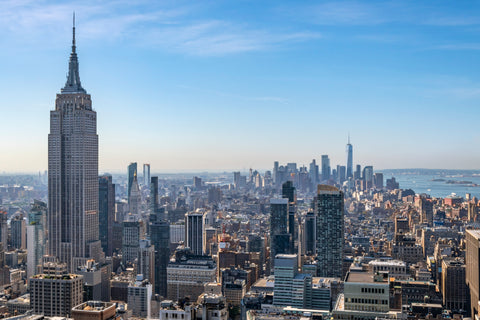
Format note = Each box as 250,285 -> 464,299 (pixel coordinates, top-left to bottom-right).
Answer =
1,0 -> 480,173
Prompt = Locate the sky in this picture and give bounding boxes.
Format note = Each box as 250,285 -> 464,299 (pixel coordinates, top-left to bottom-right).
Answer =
1,0 -> 480,173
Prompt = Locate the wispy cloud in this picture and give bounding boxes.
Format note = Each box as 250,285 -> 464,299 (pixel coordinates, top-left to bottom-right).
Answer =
178,84 -> 289,104
0,0 -> 321,56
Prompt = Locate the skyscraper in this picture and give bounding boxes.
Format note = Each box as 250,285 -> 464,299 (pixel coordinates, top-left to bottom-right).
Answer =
270,198 -> 291,272
143,163 -> 151,186
48,17 -> 101,270
346,136 -> 353,179
129,173 -> 141,215
185,211 -> 205,255
27,200 -> 47,278
127,162 -> 137,202
309,159 -> 319,188
321,155 -> 330,182
150,176 -> 159,214
149,219 -> 170,297
363,166 -> 374,189
282,181 -> 296,252
99,175 -> 115,256
314,185 -> 344,278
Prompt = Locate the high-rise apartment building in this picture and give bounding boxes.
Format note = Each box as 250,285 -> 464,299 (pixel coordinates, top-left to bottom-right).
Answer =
346,137 -> 353,179
30,274 -> 84,317
99,175 -> 115,256
314,185 -> 344,278
48,18 -> 101,270
185,211 -> 205,255
143,163 -> 150,186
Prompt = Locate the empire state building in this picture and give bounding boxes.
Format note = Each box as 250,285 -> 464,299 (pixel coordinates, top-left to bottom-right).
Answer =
48,17 -> 101,270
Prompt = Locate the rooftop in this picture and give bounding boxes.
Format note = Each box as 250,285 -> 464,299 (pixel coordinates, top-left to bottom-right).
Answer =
346,271 -> 388,283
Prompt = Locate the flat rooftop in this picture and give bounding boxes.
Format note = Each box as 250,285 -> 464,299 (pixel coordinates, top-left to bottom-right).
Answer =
346,272 -> 388,283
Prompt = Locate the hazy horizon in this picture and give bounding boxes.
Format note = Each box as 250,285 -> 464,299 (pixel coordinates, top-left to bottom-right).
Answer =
2,1 -> 480,172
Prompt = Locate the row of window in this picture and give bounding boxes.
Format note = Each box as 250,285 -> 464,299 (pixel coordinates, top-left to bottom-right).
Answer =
360,287 -> 385,294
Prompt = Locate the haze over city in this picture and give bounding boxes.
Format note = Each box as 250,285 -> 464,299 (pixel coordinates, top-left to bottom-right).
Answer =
2,0 -> 480,172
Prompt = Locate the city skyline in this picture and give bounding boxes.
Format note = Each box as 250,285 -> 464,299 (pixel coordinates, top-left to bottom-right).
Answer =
2,1 -> 480,172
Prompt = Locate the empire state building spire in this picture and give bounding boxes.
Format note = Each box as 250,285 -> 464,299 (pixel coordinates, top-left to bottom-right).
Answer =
61,13 -> 86,93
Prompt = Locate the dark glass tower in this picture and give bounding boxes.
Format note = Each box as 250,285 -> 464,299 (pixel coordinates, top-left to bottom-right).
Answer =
314,185 -> 344,278
48,16 -> 101,269
150,220 -> 170,297
99,175 -> 115,256
127,162 -> 137,203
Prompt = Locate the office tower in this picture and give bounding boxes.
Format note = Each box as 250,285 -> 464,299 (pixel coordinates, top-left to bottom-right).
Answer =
363,166 -> 374,189
138,239 -> 155,286
309,159 -> 319,188
354,164 -> 361,180
143,163 -> 150,186
122,220 -> 143,264
128,275 -> 152,319
337,165 -> 346,184
0,212 -> 6,248
466,229 -> 480,316
30,274 -> 84,317
282,181 -> 295,203
346,137 -> 353,179
48,19 -> 101,270
185,211 -> 205,255
129,173 -> 141,215
321,155 -> 330,182
150,176 -> 159,214
193,176 -> 202,189
442,259 -> 469,315
127,162 -> 137,202
99,175 -> 115,256
314,185 -> 344,278
282,181 -> 296,252
150,219 -> 170,297
273,161 -> 279,186
167,249 -> 216,301
373,172 -> 384,189
27,200 -> 47,278
270,198 -> 291,272
10,216 -> 26,250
